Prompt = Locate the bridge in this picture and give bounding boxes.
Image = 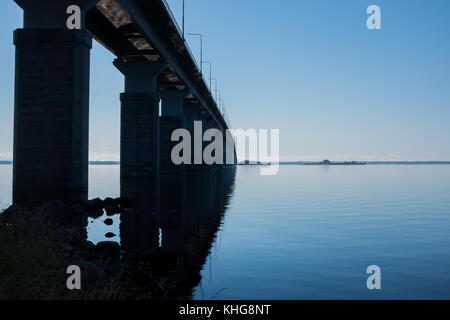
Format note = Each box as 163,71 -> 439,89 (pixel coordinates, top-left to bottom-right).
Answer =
12,0 -> 235,205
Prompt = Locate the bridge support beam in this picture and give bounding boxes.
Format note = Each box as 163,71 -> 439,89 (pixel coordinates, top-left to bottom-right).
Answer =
160,88 -> 190,173
199,115 -> 216,171
183,103 -> 201,171
12,0 -> 99,203
114,59 -> 167,211
159,89 -> 189,226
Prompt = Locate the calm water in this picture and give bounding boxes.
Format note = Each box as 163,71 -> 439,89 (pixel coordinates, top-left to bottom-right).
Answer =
1,164 -> 450,299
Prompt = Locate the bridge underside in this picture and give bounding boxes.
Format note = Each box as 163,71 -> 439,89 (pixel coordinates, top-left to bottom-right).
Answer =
87,0 -> 221,116
12,0 -> 235,205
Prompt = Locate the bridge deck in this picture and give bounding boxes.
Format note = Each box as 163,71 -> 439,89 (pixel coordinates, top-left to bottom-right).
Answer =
86,0 -> 228,131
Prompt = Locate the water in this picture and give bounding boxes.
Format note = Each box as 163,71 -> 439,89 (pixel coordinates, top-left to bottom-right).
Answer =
1,164 -> 450,299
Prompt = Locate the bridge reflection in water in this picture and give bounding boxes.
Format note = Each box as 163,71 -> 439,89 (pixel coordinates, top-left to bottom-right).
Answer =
119,166 -> 236,298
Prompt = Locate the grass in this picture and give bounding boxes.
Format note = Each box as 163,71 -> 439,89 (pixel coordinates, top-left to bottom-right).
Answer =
0,205 -> 72,299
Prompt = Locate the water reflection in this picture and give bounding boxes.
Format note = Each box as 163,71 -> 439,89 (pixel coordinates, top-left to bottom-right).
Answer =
120,166 -> 236,298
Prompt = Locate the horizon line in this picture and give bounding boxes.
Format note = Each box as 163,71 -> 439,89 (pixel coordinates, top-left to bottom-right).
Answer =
2,160 -> 450,165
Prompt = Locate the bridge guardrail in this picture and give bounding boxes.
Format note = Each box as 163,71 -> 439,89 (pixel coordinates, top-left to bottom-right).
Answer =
161,0 -> 230,128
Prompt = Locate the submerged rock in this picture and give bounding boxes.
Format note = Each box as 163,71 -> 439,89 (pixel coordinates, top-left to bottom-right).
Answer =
86,198 -> 104,218
105,232 -> 117,239
105,206 -> 122,216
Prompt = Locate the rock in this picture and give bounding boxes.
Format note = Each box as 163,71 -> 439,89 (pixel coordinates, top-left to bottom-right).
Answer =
95,241 -> 121,261
86,198 -> 103,210
87,207 -> 103,219
1,204 -> 23,222
86,198 -> 104,219
104,218 -> 113,226
72,241 -> 97,261
105,205 -> 122,216
83,240 -> 96,252
105,232 -> 116,238
104,197 -> 120,207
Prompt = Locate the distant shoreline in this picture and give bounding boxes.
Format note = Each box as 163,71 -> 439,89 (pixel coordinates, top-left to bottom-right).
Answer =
2,161 -> 450,166
0,161 -> 120,165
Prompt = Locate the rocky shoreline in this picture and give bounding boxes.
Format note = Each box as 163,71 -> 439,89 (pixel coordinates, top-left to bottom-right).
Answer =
0,199 -> 186,300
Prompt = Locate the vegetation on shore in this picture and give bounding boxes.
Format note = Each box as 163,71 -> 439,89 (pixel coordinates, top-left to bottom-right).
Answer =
0,200 -> 181,300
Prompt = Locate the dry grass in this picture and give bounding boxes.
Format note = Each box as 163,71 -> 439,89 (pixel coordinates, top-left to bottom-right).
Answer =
0,206 -> 71,299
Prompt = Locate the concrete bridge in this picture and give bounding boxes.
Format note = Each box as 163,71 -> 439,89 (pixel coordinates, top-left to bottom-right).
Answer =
12,0 -> 235,204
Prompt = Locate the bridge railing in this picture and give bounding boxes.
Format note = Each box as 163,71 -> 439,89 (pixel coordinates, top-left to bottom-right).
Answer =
161,0 -> 230,128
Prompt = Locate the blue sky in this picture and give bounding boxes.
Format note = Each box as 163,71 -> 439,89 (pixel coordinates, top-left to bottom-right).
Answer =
0,0 -> 449,161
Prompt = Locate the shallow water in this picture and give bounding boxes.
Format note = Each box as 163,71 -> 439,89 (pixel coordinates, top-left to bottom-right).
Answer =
1,164 -> 450,299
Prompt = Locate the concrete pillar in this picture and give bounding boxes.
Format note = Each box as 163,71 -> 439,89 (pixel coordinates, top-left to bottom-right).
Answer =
12,0 -> 99,203
159,88 -> 190,173
159,89 -> 189,228
200,115 -> 215,171
224,129 -> 235,167
15,0 -> 99,29
113,59 -> 167,211
184,103 -> 201,172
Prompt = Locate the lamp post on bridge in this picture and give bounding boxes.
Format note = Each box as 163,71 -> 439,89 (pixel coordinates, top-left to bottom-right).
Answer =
211,78 -> 218,103
221,98 -> 225,115
188,33 -> 203,73
203,61 -> 212,91
182,0 -> 185,39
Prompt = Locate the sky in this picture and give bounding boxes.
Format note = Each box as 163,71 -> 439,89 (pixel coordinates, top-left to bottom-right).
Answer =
0,0 -> 449,161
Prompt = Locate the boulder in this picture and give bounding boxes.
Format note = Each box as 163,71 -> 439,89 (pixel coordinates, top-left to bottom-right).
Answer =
86,198 -> 103,210
105,205 -> 122,216
104,197 -> 120,207
105,232 -> 117,238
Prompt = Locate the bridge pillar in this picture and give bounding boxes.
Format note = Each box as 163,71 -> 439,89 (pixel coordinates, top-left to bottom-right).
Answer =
159,88 -> 190,173
200,115 -> 217,171
113,59 -> 167,211
159,89 -> 190,227
224,129 -> 236,167
183,103 -> 201,172
12,0 -> 100,203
